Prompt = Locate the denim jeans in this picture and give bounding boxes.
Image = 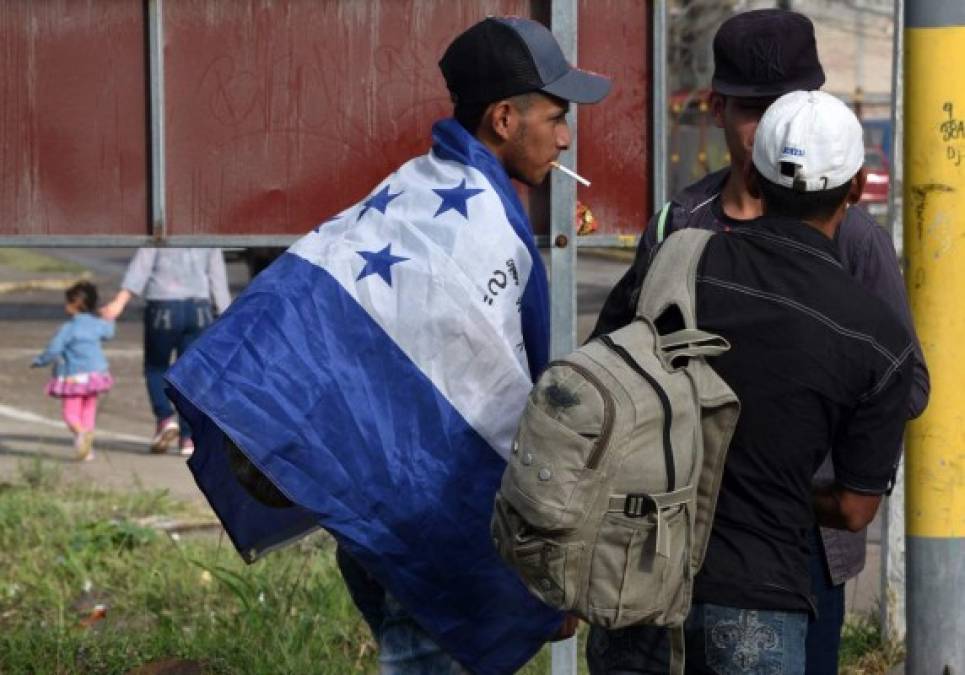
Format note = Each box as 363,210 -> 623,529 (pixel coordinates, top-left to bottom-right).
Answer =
143,299 -> 213,438
588,602 -> 808,674
336,547 -> 468,675
805,528 -> 844,674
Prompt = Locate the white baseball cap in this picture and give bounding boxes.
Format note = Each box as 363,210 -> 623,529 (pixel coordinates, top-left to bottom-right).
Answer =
752,90 -> 864,192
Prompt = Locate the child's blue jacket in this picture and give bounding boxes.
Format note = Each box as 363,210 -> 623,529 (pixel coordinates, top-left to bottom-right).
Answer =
33,313 -> 114,376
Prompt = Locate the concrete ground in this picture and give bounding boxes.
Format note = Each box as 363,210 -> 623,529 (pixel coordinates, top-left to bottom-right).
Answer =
0,249 -> 220,502
0,246 -> 882,616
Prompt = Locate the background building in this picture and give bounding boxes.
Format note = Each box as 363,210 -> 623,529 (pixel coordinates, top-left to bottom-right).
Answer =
667,0 -> 895,210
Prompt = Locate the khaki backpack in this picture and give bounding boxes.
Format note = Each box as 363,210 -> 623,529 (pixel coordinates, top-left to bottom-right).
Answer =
492,229 -> 740,667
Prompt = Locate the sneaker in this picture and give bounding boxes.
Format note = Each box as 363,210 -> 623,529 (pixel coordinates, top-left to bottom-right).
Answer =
151,416 -> 179,454
75,431 -> 95,462
178,438 -> 195,457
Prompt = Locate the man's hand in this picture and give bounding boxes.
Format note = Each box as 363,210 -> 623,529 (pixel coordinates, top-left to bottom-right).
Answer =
551,614 -> 580,642
814,483 -> 882,532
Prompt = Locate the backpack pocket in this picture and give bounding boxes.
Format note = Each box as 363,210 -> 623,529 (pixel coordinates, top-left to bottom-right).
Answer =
586,502 -> 691,628
502,363 -> 612,532
491,494 -> 584,612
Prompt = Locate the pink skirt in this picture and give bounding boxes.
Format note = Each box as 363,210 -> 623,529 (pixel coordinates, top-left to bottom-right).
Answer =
45,372 -> 114,398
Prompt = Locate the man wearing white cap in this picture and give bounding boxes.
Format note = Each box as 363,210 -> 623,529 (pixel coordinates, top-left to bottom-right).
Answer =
586,91 -> 914,673
592,10 -> 927,673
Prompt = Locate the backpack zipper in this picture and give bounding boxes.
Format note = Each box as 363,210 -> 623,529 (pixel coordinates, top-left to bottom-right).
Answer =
598,334 -> 676,492
546,359 -> 615,471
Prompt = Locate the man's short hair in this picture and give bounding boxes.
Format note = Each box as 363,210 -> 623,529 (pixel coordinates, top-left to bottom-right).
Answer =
755,167 -> 852,221
453,101 -> 489,135
712,9 -> 825,98
453,93 -> 537,135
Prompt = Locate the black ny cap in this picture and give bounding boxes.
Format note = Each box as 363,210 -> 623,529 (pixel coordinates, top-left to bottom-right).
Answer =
712,9 -> 825,98
439,17 -> 611,106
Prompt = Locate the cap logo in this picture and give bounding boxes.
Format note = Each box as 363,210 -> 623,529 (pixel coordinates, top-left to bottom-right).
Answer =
782,146 -> 805,157
749,38 -> 785,82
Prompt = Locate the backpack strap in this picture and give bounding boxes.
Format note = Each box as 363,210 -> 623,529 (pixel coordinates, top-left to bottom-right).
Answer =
606,486 -> 693,514
606,486 -> 693,559
657,328 -> 722,350
658,329 -> 730,360
638,227 -> 741,574
688,359 -> 741,572
636,228 -> 712,330
655,201 -> 673,244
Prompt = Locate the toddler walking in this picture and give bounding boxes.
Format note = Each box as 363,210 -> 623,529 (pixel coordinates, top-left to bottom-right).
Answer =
32,281 -> 115,461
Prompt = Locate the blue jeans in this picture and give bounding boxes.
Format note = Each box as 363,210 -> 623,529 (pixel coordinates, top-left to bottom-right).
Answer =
588,603 -> 808,674
144,299 -> 213,439
336,547 -> 468,675
805,528 -> 844,674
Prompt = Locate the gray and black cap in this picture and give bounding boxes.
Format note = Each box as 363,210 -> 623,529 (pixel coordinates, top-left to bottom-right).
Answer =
712,9 -> 825,98
439,17 -> 611,106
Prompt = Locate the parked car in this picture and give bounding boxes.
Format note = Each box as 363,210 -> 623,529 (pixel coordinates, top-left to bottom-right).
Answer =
860,146 -> 889,219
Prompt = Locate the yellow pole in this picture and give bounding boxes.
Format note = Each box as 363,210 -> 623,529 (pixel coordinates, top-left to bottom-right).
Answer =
904,2 -> 965,672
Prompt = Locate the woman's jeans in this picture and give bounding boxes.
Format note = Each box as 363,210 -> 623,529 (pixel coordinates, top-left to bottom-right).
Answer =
143,299 -> 213,438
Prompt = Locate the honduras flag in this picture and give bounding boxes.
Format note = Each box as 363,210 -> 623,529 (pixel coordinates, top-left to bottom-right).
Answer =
166,118 -> 562,673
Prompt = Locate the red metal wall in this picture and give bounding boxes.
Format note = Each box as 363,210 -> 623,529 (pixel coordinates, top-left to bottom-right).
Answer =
162,0 -> 533,236
0,0 -> 651,240
576,0 -> 651,235
0,0 -> 147,236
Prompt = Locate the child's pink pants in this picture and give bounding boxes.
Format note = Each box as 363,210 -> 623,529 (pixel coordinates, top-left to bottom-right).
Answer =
62,394 -> 99,432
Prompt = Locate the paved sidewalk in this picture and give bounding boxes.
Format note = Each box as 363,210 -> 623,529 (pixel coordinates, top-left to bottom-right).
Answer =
0,248 -> 222,504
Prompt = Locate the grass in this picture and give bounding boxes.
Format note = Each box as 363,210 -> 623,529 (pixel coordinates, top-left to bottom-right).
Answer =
0,459 -> 573,674
839,612 -> 904,674
0,248 -> 88,275
1,458 -> 905,674
1,459 -> 375,674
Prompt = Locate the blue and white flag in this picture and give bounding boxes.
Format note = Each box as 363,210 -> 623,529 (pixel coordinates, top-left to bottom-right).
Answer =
166,118 -> 561,673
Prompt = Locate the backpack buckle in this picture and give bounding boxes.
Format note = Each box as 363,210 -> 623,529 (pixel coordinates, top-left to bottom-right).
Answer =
624,494 -> 656,518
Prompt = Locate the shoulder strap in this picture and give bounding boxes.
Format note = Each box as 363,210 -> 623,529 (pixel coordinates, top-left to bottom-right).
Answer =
655,201 -> 672,244
637,227 -> 742,593
636,228 -> 712,330
658,329 -> 730,360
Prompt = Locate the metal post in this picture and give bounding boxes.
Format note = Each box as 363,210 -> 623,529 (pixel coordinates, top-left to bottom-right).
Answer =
904,1 -> 965,672
147,0 -> 166,240
550,0 -> 578,672
889,0 -> 905,262
880,0 -> 906,645
855,3 -> 864,110
652,0 -> 669,211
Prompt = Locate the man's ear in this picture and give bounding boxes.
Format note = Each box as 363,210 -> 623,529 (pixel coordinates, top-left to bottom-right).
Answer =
744,159 -> 762,199
847,167 -> 868,205
710,93 -> 726,129
487,100 -> 516,142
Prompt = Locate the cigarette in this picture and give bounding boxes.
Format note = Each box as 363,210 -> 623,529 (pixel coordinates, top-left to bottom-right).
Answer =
550,161 -> 591,187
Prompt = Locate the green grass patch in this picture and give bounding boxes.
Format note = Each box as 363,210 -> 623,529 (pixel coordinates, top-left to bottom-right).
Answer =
0,459 -> 578,674
0,248 -> 88,275
839,612 -> 904,674
8,458 -> 901,674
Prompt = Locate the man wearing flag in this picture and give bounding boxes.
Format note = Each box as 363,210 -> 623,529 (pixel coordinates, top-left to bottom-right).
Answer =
165,16 -> 610,675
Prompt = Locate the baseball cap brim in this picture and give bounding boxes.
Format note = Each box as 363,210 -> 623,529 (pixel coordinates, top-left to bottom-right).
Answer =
541,67 -> 612,104
712,72 -> 826,98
